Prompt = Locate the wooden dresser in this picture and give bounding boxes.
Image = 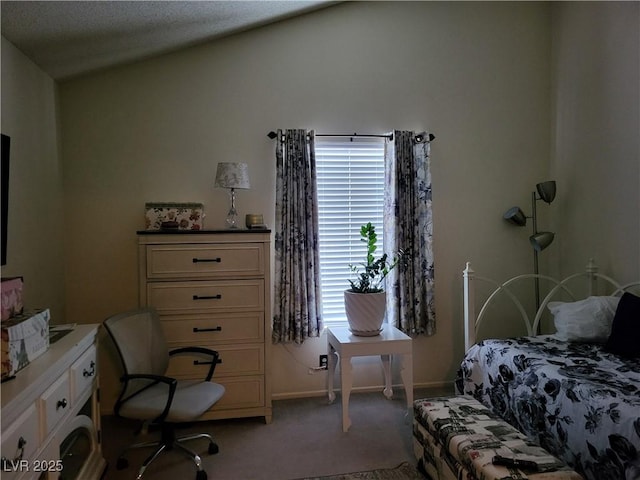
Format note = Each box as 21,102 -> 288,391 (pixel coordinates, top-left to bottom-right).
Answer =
137,230 -> 272,423
0,325 -> 106,480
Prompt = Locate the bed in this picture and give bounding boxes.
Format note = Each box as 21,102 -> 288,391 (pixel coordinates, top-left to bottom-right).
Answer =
455,260 -> 640,480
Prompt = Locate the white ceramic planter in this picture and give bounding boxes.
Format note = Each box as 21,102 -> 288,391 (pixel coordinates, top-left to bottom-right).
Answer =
344,290 -> 386,336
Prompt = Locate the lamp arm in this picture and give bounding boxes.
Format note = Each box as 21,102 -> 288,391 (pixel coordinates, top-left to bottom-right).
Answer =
531,191 -> 538,236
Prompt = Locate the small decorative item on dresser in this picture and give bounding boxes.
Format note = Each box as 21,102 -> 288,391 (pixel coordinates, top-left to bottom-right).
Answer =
145,202 -> 204,231
245,214 -> 266,229
1,276 -> 24,321
1,308 -> 50,379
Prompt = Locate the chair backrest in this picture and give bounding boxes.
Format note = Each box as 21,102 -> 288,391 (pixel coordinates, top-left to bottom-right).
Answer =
103,307 -> 170,378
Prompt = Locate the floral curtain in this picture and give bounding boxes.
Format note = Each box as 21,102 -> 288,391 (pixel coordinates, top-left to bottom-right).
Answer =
384,130 -> 436,335
272,129 -> 323,344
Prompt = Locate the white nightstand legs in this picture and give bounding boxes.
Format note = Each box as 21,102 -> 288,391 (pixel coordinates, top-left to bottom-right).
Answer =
381,354 -> 393,399
327,347 -> 338,404
326,326 -> 413,433
400,352 -> 414,423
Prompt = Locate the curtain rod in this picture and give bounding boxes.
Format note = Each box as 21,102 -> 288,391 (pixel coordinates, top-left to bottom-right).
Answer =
267,131 -> 435,142
314,133 -> 393,139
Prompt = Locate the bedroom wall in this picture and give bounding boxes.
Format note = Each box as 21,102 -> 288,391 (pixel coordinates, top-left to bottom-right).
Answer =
57,1 -> 552,410
550,2 -> 640,284
0,37 -> 66,321
2,0 -> 635,417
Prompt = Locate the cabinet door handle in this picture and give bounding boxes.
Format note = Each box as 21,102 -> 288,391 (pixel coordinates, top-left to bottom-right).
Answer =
0,436 -> 27,467
192,257 -> 221,263
193,327 -> 222,333
83,361 -> 96,377
192,294 -> 222,300
56,398 -> 68,410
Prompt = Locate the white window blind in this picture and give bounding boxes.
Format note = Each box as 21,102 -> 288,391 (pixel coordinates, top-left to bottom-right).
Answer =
315,137 -> 386,326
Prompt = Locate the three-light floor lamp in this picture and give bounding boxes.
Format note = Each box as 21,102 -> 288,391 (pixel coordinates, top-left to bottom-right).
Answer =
503,180 -> 557,312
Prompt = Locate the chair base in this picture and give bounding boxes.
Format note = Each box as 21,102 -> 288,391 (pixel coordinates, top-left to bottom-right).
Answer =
116,423 -> 218,480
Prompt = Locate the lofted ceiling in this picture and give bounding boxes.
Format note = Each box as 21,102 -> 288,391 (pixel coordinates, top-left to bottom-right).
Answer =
1,0 -> 335,80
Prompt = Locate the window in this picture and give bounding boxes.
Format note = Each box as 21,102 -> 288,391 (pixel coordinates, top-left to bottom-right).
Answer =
315,137 -> 386,326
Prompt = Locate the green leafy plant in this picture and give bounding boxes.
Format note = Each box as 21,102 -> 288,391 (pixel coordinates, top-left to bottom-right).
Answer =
347,222 -> 406,293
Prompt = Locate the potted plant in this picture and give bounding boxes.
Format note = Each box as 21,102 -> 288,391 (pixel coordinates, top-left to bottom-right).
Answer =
344,222 -> 405,336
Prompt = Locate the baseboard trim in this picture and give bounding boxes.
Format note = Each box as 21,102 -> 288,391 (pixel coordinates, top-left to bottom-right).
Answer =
271,379 -> 455,401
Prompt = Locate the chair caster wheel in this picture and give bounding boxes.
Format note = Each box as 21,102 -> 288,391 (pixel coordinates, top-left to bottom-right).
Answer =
196,470 -> 208,480
116,457 -> 129,470
208,443 -> 219,455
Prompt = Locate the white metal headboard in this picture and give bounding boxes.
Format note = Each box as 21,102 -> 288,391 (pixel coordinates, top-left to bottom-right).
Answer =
463,259 -> 640,352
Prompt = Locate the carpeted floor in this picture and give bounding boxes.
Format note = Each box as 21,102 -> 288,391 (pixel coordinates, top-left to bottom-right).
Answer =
297,462 -> 425,480
101,387 -> 448,479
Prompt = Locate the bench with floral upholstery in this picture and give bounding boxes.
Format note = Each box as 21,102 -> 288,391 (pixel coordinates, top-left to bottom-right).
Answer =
413,396 -> 583,480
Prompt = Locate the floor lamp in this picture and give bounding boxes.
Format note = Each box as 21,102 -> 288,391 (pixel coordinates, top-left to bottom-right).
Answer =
503,180 -> 557,312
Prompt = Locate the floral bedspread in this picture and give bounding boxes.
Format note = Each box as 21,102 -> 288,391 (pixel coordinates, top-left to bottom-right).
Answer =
455,335 -> 640,480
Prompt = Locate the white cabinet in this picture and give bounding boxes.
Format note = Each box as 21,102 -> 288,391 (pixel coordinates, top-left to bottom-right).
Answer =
0,325 -> 106,480
137,230 -> 272,423
1,405 -> 39,480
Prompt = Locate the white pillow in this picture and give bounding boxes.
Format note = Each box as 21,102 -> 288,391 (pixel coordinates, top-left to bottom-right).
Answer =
547,296 -> 620,343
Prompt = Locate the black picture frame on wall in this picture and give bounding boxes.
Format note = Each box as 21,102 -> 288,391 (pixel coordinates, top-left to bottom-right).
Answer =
1,134 -> 10,266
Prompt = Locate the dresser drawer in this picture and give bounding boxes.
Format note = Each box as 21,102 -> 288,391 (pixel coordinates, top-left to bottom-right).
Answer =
39,373 -> 71,437
0,404 -> 39,479
167,344 -> 264,378
162,312 -> 264,345
146,244 -> 264,279
212,376 -> 265,410
148,280 -> 264,315
70,345 -> 97,402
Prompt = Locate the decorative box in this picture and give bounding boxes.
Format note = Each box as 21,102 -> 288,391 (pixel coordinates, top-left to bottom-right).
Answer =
145,202 -> 204,231
1,308 -> 50,379
1,277 -> 24,321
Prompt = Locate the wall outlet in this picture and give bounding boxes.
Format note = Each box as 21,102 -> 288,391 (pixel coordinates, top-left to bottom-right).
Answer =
319,354 -> 328,370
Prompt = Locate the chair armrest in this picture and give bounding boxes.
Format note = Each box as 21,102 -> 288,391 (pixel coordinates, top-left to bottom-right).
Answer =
169,346 -> 221,381
117,373 -> 177,423
123,373 -> 176,384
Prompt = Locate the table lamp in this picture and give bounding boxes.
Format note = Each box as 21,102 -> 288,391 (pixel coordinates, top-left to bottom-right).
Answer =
214,162 -> 250,228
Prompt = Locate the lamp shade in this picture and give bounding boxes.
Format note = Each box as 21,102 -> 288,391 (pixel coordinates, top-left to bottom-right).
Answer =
503,207 -> 527,226
215,162 -> 250,189
530,231 -> 554,252
536,180 -> 556,204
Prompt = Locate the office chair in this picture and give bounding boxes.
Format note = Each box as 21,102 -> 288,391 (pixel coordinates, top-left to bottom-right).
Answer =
103,308 -> 225,480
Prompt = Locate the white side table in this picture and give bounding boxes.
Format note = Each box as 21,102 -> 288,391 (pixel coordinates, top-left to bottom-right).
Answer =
327,325 -> 413,432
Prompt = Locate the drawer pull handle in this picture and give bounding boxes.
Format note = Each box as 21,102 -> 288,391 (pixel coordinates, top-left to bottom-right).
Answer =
194,359 -> 223,366
193,327 -> 222,333
83,361 -> 96,377
56,398 -> 68,410
193,257 -> 221,263
192,294 -> 222,300
0,437 -> 27,467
